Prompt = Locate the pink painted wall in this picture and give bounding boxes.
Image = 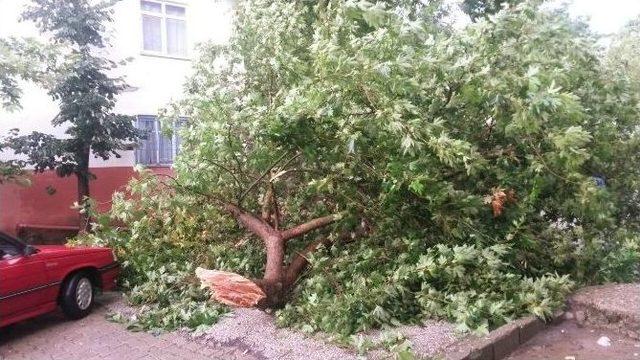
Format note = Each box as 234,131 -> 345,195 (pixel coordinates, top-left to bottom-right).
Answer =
0,167 -> 173,236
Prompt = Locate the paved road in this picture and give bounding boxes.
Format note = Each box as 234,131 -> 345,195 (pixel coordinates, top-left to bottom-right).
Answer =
0,293 -> 256,360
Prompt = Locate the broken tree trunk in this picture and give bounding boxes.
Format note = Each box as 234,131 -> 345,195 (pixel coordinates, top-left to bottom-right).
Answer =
195,268 -> 266,307
197,203 -> 341,308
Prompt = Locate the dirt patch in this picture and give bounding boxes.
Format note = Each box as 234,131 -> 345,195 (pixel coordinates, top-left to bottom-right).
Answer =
506,321 -> 640,360
569,283 -> 640,340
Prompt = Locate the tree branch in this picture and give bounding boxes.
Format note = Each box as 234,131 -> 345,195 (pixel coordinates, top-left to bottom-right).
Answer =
261,180 -> 281,230
153,173 -> 282,241
203,158 -> 242,187
271,183 -> 281,230
284,237 -> 330,286
284,217 -> 369,286
238,151 -> 290,205
261,182 -> 274,225
224,123 -> 254,186
223,202 -> 279,240
277,151 -> 302,173
153,173 -> 231,207
270,168 -> 317,182
281,213 -> 341,241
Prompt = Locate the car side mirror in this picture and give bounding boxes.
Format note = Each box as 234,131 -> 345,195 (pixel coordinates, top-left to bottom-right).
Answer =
23,245 -> 38,256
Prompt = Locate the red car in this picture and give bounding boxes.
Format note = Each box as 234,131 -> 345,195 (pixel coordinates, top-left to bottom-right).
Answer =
0,231 -> 118,327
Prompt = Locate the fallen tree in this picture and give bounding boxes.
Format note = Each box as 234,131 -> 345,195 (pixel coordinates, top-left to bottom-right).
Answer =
80,0 -> 640,334
177,0 -> 640,310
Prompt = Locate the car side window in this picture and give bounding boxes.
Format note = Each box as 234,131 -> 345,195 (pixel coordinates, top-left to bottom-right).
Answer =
0,236 -> 22,259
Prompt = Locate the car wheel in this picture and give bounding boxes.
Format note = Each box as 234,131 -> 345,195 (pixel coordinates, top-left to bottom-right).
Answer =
60,272 -> 94,319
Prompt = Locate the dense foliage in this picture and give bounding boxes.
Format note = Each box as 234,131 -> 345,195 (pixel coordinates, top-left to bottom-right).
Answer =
277,242 -> 572,335
1,37 -> 57,185
460,0 -> 523,21
4,0 -> 142,230
82,0 -> 639,338
607,16 -> 640,92
75,170 -> 263,331
0,37 -> 56,110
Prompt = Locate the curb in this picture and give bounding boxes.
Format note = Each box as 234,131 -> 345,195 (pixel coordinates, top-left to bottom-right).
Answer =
440,311 -> 564,360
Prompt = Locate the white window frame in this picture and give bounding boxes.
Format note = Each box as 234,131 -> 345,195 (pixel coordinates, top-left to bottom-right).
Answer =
140,0 -> 188,59
135,115 -> 185,167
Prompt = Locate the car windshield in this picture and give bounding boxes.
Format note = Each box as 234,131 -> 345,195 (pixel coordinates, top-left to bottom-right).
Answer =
0,232 -> 24,258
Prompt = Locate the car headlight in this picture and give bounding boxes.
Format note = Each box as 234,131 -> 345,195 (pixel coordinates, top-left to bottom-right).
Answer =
111,249 -> 118,262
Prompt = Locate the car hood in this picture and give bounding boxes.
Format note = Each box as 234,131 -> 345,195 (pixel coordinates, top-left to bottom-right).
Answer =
35,245 -> 111,257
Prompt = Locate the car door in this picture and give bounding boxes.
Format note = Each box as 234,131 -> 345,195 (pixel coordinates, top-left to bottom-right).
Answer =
0,234 -> 52,325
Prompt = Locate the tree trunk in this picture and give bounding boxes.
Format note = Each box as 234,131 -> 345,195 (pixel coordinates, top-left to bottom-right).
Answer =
223,202 -> 340,308
75,146 -> 92,233
259,234 -> 286,307
76,171 -> 91,233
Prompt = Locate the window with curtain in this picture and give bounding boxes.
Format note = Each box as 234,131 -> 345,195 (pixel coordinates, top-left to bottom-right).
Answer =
135,115 -> 185,166
140,1 -> 187,57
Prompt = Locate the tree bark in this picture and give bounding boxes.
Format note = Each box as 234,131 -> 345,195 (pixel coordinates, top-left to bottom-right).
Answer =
281,214 -> 340,240
76,171 -> 90,233
283,237 -> 331,288
76,147 -> 91,233
284,219 -> 369,289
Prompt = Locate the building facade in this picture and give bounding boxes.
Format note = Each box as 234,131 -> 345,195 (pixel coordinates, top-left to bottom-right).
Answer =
0,0 -> 234,237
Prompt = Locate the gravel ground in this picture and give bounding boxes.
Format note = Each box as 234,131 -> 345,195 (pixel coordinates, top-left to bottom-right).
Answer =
364,322 -> 461,359
182,307 -> 461,360
194,308 -> 358,359
386,322 -> 460,355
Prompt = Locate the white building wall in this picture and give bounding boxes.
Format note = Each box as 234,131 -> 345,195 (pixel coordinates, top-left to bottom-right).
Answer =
0,0 -> 234,167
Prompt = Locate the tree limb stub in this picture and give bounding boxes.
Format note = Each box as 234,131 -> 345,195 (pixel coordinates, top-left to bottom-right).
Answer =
196,268 -> 266,307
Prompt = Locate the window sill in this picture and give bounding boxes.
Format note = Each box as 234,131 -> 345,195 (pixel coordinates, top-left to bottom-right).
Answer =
140,51 -> 191,61
139,164 -> 174,168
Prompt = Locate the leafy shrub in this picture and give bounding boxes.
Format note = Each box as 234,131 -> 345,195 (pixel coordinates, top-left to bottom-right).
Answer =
594,230 -> 640,283
414,245 -> 573,333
